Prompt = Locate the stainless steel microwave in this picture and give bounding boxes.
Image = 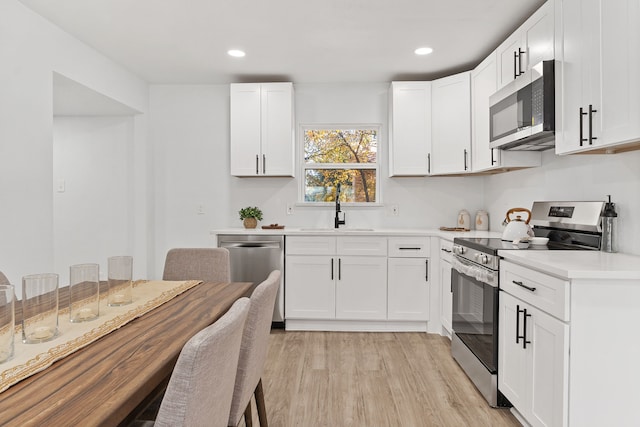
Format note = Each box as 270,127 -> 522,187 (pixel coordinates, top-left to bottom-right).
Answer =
489,60 -> 555,151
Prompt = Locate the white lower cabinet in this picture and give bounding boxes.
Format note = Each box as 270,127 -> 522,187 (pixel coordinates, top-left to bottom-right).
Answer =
387,237 -> 431,321
439,239 -> 453,335
499,260 -> 569,427
285,255 -> 335,319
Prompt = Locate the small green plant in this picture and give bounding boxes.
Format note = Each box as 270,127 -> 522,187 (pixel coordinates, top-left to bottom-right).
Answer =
238,206 -> 263,221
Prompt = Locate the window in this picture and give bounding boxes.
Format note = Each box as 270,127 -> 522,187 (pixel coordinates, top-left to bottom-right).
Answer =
301,125 -> 379,204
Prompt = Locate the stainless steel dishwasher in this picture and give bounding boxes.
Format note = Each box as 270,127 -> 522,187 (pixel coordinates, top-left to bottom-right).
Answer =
217,234 -> 284,327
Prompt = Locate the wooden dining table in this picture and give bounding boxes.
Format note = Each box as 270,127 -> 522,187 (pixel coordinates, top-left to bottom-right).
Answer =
0,280 -> 256,427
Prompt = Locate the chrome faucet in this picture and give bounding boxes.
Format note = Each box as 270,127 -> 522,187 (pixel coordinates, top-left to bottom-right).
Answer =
334,183 -> 346,229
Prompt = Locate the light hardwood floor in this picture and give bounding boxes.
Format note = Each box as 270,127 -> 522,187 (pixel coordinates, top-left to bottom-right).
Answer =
245,331 -> 520,427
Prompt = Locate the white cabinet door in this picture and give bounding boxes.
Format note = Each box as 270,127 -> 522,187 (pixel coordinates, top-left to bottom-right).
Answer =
498,292 -> 529,411
230,83 -> 262,176
497,1 -> 554,90
335,256 -> 387,320
230,82 -> 294,176
439,257 -> 452,334
431,71 -> 471,175
499,292 -> 569,427
388,82 -> 432,176
555,0 -> 640,154
471,51 -> 541,173
387,257 -> 430,321
528,305 -> 569,427
261,83 -> 295,176
285,255 -> 335,319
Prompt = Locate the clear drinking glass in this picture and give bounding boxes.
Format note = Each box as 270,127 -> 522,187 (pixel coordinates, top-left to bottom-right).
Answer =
69,263 -> 100,322
108,256 -> 133,306
22,273 -> 59,343
0,285 -> 15,363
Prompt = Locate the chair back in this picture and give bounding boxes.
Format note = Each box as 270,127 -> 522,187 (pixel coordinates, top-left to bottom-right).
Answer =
162,248 -> 230,282
228,270 -> 281,426
155,297 -> 250,427
0,272 -> 8,285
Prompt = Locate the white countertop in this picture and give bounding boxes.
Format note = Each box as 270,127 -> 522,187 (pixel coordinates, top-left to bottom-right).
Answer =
210,227 -> 502,240
499,250 -> 640,280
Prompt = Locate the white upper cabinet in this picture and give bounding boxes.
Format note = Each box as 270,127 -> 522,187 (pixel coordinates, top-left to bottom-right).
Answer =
388,82 -> 432,176
471,51 -> 541,173
431,71 -> 471,175
555,0 -> 640,155
230,82 -> 295,176
496,1 -> 554,90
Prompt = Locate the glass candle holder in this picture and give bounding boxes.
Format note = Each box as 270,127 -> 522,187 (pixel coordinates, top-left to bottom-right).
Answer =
0,285 -> 15,363
22,273 -> 59,344
69,263 -> 100,322
108,256 -> 133,306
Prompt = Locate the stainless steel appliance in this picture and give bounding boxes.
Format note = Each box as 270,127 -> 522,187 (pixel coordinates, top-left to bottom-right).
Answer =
489,60 -> 555,151
218,234 -> 285,327
450,201 -> 604,407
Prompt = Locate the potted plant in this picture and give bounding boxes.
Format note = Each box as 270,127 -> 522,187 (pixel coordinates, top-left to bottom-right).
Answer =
238,206 -> 263,229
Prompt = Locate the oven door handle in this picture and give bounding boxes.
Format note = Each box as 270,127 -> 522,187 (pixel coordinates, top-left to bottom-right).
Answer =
451,256 -> 498,288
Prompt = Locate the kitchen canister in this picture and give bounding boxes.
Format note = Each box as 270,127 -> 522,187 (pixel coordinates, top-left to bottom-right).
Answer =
475,210 -> 489,231
457,210 -> 471,230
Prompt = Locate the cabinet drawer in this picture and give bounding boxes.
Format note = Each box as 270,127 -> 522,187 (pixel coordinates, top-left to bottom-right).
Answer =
501,261 -> 570,321
388,237 -> 431,257
337,236 -> 387,256
286,236 -> 336,255
439,239 -> 453,262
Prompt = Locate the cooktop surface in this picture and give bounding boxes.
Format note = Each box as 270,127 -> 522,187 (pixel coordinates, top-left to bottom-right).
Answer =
453,236 -> 597,255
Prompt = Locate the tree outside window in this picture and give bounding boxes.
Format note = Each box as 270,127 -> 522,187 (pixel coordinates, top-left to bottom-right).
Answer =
301,126 -> 379,203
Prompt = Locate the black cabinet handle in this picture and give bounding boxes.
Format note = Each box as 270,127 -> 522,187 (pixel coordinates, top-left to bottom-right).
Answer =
255,154 -> 259,174
523,309 -> 532,349
399,247 -> 421,250
516,304 -> 523,344
427,153 -> 431,174
463,149 -> 468,171
262,154 -> 266,174
517,48 -> 525,76
579,107 -> 588,146
513,51 -> 519,80
588,104 -> 598,145
513,280 -> 536,292
425,259 -> 429,281
441,248 -> 452,253
491,148 -> 496,165
338,258 -> 341,280
331,258 -> 334,280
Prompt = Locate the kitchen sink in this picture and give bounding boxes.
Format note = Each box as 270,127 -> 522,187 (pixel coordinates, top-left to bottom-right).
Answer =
298,228 -> 375,232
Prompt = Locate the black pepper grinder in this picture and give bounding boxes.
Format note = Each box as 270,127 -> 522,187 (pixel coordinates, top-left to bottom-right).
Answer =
601,195 -> 618,253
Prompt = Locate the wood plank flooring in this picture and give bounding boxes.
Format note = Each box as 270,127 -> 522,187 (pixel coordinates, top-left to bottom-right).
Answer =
244,331 -> 520,427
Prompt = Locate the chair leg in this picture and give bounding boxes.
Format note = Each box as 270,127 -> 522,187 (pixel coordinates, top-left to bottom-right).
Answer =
244,401 -> 253,427
255,378 -> 268,427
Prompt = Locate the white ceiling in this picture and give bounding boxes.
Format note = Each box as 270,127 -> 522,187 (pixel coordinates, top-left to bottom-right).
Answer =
22,0 -> 546,84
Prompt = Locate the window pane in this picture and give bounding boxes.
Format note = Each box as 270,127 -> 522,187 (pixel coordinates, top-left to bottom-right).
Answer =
304,129 -> 377,164
304,169 -> 377,203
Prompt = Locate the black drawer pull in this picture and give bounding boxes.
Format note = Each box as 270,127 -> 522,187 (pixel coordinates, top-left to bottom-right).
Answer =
513,280 -> 536,292
399,247 -> 421,250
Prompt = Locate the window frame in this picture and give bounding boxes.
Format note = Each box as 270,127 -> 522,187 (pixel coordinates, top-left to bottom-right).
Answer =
298,123 -> 382,206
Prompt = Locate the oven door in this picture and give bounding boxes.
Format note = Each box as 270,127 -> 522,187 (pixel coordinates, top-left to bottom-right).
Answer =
451,256 -> 499,374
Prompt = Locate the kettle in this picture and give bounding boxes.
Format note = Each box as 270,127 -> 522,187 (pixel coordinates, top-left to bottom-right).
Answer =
501,207 -> 534,241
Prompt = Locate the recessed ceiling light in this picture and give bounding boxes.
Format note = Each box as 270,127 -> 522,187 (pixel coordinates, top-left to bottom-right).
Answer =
414,47 -> 433,56
227,49 -> 246,58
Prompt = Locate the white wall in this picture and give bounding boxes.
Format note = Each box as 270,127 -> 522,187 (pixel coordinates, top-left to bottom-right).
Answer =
53,117 -> 135,284
485,150 -> 640,255
149,82 -> 486,276
0,0 -> 149,294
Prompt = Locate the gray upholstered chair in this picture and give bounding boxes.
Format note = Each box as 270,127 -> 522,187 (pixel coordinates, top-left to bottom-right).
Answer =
152,297 -> 250,427
0,271 -> 9,285
228,270 -> 280,427
162,248 -> 230,282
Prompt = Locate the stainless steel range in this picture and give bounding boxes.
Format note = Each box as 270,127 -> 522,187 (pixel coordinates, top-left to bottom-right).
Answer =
450,200 -> 605,407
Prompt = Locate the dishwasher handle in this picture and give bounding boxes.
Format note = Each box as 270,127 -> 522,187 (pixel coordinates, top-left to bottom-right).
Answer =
219,241 -> 281,249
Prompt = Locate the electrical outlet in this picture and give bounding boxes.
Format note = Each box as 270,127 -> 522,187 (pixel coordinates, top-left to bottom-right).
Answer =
197,204 -> 205,215
56,179 -> 66,193
286,203 -> 294,215
391,204 -> 399,216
